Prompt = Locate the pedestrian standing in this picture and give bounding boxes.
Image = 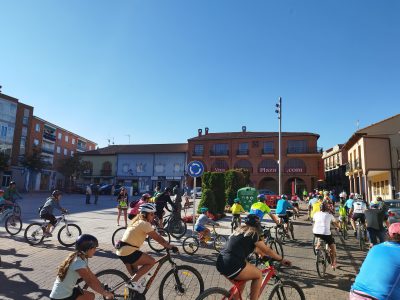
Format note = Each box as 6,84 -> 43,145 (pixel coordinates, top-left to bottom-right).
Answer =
85,185 -> 92,205
117,187 -> 128,227
94,184 -> 99,205
365,201 -> 386,247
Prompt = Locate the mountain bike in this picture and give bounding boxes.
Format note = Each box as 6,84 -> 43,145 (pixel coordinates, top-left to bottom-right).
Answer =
83,248 -> 204,300
356,219 -> 367,251
182,224 -> 227,255
0,204 -> 22,235
339,215 -> 348,240
111,225 -> 171,253
195,258 -> 305,300
24,213 -> 81,247
231,214 -> 241,233
314,238 -> 332,278
275,213 -> 294,243
162,212 -> 187,239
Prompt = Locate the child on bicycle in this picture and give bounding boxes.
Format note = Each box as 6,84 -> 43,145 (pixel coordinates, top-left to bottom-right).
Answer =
0,189 -> 14,213
50,234 -> 114,300
231,198 -> 245,227
39,190 -> 67,237
195,207 -> 219,242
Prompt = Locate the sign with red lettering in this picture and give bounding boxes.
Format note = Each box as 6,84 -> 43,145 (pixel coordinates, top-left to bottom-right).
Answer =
259,167 -> 277,173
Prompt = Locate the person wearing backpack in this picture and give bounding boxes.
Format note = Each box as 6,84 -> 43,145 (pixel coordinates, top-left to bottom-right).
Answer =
128,194 -> 151,220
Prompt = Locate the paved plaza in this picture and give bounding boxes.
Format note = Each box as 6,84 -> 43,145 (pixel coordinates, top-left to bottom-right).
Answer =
0,193 -> 367,300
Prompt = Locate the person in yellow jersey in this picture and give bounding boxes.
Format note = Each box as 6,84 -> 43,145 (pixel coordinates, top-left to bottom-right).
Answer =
231,198 -> 246,230
249,194 -> 279,225
310,195 -> 324,219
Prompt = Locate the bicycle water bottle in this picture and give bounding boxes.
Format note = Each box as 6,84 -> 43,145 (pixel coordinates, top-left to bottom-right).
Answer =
141,272 -> 152,286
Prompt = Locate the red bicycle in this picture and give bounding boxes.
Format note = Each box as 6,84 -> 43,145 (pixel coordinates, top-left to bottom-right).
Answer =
195,258 -> 305,300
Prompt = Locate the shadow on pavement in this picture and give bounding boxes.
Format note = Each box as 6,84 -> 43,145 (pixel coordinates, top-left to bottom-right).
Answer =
0,271 -> 50,300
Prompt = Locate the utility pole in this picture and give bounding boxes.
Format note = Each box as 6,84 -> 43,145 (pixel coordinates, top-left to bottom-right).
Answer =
275,97 -> 282,195
126,134 -> 131,144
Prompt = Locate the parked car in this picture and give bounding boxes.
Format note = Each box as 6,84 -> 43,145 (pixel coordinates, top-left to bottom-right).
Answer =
384,199 -> 400,224
72,183 -> 86,194
99,184 -> 120,195
190,187 -> 202,198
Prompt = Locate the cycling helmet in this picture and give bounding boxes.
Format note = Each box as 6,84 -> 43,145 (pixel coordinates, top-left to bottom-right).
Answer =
9,181 -> 16,185
200,207 -> 208,213
280,194 -> 288,200
388,223 -> 400,238
339,191 -> 347,198
244,214 -> 260,227
141,193 -> 151,199
233,198 -> 240,203
52,190 -> 62,198
164,187 -> 172,193
76,234 -> 98,252
139,203 -> 156,213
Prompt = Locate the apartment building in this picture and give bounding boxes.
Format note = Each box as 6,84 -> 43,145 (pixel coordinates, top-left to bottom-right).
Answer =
344,114 -> 400,201
187,127 -> 324,195
322,144 -> 349,193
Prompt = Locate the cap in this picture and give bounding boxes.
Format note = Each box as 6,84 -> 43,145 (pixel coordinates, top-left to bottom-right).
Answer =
388,223 -> 400,238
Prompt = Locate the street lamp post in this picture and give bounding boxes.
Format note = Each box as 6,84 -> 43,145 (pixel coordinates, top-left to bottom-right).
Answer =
275,97 -> 282,195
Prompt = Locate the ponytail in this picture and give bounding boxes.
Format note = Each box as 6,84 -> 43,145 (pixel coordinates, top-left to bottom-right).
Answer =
57,251 -> 86,281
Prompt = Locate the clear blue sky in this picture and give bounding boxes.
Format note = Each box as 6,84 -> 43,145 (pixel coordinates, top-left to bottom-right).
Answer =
1,0 -> 399,149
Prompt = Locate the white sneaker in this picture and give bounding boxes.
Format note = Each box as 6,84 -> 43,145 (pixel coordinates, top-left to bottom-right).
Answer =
129,281 -> 146,294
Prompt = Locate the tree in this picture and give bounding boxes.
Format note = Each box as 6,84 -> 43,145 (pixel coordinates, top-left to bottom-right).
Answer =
0,152 -> 10,171
57,155 -> 87,191
22,147 -> 46,172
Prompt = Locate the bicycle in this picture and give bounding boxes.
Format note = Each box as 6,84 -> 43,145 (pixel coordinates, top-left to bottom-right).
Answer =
231,214 -> 241,233
182,224 -> 227,255
83,248 -> 204,300
339,215 -> 348,240
275,214 -> 294,243
163,212 -> 187,239
0,204 -> 22,236
356,219 -> 367,251
195,257 -> 305,300
112,217 -> 171,253
314,237 -> 332,278
24,213 -> 81,247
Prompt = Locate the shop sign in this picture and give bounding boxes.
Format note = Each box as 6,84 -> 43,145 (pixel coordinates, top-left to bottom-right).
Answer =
259,167 -> 277,173
151,176 -> 158,180
173,177 -> 181,180
166,176 -> 174,180
285,168 -> 305,173
214,168 -> 226,172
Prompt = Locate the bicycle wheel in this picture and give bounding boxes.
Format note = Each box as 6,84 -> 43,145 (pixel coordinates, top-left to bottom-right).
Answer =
289,222 -> 295,239
5,215 -> 22,235
24,223 -> 45,245
182,236 -> 200,255
83,269 -> 130,300
112,227 -> 126,246
194,287 -> 230,300
213,235 -> 227,253
266,280 -> 305,300
312,236 -> 317,256
342,222 -> 348,240
358,227 -> 365,251
275,225 -> 286,243
14,205 -> 21,217
316,249 -> 327,278
159,265 -> 204,300
268,239 -> 284,258
148,227 -> 171,252
167,216 -> 187,239
58,224 -> 82,247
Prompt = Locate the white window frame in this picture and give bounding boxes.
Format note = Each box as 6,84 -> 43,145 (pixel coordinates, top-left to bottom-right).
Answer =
64,148 -> 67,155
57,146 -> 61,154
65,135 -> 69,142
58,132 -> 62,140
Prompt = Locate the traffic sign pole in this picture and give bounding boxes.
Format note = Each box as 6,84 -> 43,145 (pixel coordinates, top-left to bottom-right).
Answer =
187,161 -> 204,233
192,177 -> 196,231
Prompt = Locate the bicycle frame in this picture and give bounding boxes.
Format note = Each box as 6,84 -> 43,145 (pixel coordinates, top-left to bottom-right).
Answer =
226,263 -> 278,300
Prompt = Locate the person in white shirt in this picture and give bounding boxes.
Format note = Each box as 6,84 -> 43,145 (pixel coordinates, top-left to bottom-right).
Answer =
350,196 -> 368,236
313,201 -> 340,269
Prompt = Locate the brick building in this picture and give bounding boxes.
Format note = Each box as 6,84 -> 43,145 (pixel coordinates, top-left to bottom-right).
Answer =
187,127 -> 324,195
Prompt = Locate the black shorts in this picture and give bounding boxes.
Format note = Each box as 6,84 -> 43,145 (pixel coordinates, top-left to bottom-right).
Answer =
128,213 -> 136,220
278,211 -> 293,223
292,202 -> 299,208
314,234 -> 335,245
40,213 -> 57,226
352,213 -> 365,223
118,250 -> 143,265
50,287 -> 83,300
155,210 -> 164,219
216,254 -> 246,280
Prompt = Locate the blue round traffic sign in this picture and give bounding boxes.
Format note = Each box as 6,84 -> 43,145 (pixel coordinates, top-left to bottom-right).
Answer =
187,161 -> 204,177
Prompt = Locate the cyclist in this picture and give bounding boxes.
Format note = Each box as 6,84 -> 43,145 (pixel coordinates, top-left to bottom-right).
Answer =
49,234 -> 114,300
376,196 -> 390,228
195,207 -> 219,241
216,214 -> 291,300
231,198 -> 245,229
0,189 -> 14,212
249,194 -> 279,225
154,187 -> 176,228
4,181 -> 22,202
128,193 -> 151,220
290,195 -> 300,216
345,193 -> 355,214
339,191 -> 347,203
338,198 -> 348,232
275,195 -> 294,237
39,190 -> 67,237
313,201 -> 340,269
115,203 -> 176,293
350,223 -> 400,300
350,194 -> 368,237
308,193 -> 319,220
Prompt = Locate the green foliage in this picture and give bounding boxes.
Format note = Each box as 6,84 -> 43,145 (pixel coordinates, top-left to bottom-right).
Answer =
0,152 -> 10,171
200,172 -> 226,214
22,147 -> 46,172
236,168 -> 251,185
197,188 -> 216,213
225,170 -> 244,202
57,155 -> 84,178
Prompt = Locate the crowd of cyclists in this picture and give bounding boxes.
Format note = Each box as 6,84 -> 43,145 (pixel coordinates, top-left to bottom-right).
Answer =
2,181 -> 399,300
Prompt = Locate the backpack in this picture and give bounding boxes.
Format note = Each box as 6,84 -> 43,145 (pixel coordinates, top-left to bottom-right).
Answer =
129,198 -> 140,208
38,205 -> 44,214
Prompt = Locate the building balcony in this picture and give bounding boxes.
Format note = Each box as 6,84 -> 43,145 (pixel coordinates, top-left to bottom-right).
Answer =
287,147 -> 323,155
41,147 -> 55,155
77,145 -> 86,152
261,149 -> 274,155
192,151 -> 204,157
210,150 -> 229,156
236,149 -> 249,156
43,132 -> 56,142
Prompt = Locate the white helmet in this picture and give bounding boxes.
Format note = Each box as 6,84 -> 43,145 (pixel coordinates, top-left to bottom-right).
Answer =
339,191 -> 347,198
139,203 -> 156,213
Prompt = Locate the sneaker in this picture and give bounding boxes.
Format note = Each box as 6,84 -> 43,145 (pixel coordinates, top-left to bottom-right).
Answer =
44,232 -> 52,238
129,281 -> 146,294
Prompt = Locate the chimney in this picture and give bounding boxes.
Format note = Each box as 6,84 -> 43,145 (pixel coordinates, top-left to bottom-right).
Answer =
205,127 -> 209,135
242,126 -> 247,132
198,128 -> 203,136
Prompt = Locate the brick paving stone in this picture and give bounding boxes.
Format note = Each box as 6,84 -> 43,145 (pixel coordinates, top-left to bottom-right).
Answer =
0,194 -> 367,300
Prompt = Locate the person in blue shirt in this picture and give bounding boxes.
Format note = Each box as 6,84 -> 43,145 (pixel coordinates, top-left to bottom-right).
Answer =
275,195 -> 293,237
345,193 -> 355,214
350,222 -> 400,300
